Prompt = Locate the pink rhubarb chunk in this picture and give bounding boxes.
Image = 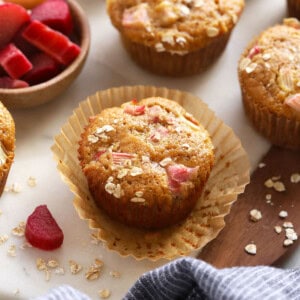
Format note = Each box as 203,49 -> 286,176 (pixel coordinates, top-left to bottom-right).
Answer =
22,20 -> 80,65
0,76 -> 29,88
166,164 -> 199,194
31,0 -> 74,36
0,3 -> 30,48
25,205 -> 64,250
0,43 -> 32,79
23,52 -> 60,85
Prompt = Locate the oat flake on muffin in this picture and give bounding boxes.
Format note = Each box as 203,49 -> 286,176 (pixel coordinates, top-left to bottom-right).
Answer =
238,18 -> 300,150
78,97 -> 214,229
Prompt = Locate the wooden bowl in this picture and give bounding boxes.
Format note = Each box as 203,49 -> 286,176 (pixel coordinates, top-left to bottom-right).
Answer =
0,0 -> 90,109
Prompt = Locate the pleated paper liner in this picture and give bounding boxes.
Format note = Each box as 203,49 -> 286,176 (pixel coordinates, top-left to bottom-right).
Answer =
51,85 -> 250,261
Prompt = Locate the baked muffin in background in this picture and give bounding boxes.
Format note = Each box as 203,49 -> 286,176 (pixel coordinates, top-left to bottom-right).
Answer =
238,18 -> 300,150
287,0 -> 300,19
107,0 -> 244,76
78,97 -> 214,229
0,101 -> 15,196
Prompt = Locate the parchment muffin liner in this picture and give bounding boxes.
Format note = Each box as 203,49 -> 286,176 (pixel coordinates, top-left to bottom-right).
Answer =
121,32 -> 231,76
242,91 -> 300,150
51,85 -> 250,261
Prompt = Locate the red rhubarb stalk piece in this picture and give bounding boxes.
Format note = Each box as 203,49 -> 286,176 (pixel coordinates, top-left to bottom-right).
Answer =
166,164 -> 199,193
0,76 -> 29,88
22,20 -> 81,65
25,205 -> 64,250
23,52 -> 60,85
31,0 -> 74,36
0,43 -> 32,79
0,3 -> 30,48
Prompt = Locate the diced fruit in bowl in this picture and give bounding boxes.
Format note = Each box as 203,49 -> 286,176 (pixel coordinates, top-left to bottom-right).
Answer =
22,20 -> 80,65
0,43 -> 32,78
0,3 -> 30,48
31,0 -> 74,35
25,205 -> 64,250
0,76 -> 28,88
0,0 -> 90,109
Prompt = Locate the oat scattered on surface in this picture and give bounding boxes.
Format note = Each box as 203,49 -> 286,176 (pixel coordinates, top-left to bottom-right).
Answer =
245,243 -> 257,255
109,270 -> 121,278
69,260 -> 83,275
258,162 -> 266,168
11,221 -> 25,237
0,234 -> 9,245
47,259 -> 59,268
283,221 -> 294,228
279,210 -> 288,218
265,194 -> 272,200
274,226 -> 282,234
283,239 -> 293,247
264,179 -> 274,188
290,173 -> 300,183
7,245 -> 16,257
27,176 -> 37,187
249,209 -> 262,222
36,258 -> 47,271
85,259 -> 104,281
285,228 -> 298,241
98,289 -> 111,299
273,181 -> 286,192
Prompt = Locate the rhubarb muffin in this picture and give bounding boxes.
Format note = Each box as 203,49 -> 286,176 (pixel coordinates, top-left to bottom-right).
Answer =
287,0 -> 300,18
107,0 -> 244,76
0,101 -> 15,196
78,97 -> 214,229
238,18 -> 300,150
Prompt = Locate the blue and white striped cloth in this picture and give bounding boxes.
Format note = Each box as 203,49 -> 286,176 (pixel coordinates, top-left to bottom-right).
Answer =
35,257 -> 300,300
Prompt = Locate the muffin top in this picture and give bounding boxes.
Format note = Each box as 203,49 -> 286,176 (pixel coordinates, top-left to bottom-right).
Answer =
0,102 -> 15,175
107,0 -> 244,53
238,18 -> 300,121
78,97 -> 214,209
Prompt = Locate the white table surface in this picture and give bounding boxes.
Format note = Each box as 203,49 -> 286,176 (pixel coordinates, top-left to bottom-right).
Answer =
0,0 -> 299,299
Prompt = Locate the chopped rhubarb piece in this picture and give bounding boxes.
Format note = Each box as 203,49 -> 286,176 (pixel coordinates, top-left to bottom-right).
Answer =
22,20 -> 81,65
0,43 -> 32,79
248,45 -> 260,59
94,149 -> 106,160
23,52 -> 60,85
285,94 -> 300,113
111,152 -> 135,164
25,205 -> 64,250
166,164 -> 199,193
147,105 -> 163,123
12,25 -> 39,57
122,3 -> 150,29
0,3 -> 30,48
124,103 -> 145,116
31,0 -> 74,36
0,76 -> 29,88
150,126 -> 168,142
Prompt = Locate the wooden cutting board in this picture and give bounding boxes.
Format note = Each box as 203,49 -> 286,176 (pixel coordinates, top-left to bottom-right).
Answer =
198,146 -> 300,268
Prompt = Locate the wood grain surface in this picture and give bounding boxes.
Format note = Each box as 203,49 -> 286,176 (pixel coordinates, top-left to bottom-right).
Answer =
198,146 -> 300,268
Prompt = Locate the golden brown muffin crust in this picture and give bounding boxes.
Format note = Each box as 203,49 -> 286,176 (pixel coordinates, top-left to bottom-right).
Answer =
0,101 -> 15,195
107,0 -> 244,52
239,20 -> 300,122
78,97 -> 214,229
